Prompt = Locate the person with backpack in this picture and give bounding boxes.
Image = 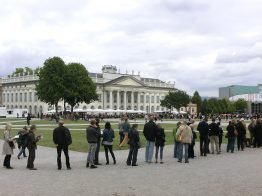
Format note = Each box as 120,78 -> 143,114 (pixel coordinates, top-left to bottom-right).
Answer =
53,120 -> 72,170
126,124 -> 140,166
119,116 -> 131,147
17,126 -> 28,159
102,122 -> 116,165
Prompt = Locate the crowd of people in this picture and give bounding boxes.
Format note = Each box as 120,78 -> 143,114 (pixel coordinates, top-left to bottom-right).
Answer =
2,115 -> 262,170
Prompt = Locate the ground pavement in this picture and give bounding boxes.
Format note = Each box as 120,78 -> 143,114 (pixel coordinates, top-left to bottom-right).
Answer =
0,140 -> 262,196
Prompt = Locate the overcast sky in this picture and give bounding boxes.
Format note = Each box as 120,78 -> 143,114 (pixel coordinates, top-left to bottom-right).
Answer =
1,0 -> 262,96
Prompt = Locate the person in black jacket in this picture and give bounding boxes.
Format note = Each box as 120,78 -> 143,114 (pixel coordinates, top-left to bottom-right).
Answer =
226,120 -> 236,153
127,124 -> 140,166
217,122 -> 223,152
86,119 -> 99,169
53,120 -> 72,170
94,118 -> 102,165
188,121 -> 197,159
155,123 -> 165,164
254,119 -> 262,147
209,118 -> 220,154
197,117 -> 209,156
27,125 -> 41,170
143,115 -> 157,163
17,126 -> 28,159
235,119 -> 246,151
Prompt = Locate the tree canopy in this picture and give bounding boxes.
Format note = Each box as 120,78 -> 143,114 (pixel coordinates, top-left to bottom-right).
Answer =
36,57 -> 67,113
160,90 -> 190,111
191,91 -> 202,114
64,62 -> 97,113
234,98 -> 247,113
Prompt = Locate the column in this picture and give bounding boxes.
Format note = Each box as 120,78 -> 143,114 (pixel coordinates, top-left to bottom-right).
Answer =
124,91 -> 127,110
117,91 -> 120,110
131,91 -> 134,110
143,93 -> 146,113
137,92 -> 140,111
110,90 -> 113,109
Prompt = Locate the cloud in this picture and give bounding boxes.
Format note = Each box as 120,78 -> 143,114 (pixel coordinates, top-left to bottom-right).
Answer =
1,0 -> 262,97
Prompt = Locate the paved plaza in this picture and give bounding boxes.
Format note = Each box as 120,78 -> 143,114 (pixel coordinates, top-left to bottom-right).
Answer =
1,139 -> 262,196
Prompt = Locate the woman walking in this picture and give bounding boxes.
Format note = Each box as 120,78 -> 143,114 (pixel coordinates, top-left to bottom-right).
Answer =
2,123 -> 15,169
102,122 -> 116,165
155,123 -> 165,164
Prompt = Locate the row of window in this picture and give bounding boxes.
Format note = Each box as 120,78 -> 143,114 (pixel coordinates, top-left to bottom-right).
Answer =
3,92 -> 38,103
97,94 -> 164,104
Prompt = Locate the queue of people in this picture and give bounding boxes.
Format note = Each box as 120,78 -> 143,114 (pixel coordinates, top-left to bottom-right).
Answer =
2,115 -> 262,170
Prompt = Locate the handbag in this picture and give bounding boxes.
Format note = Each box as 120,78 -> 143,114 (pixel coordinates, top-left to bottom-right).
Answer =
8,141 -> 15,149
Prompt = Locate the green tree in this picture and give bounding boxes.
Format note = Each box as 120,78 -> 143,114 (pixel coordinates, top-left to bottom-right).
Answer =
191,91 -> 202,114
64,63 -> 97,113
234,98 -> 247,113
36,57 -> 67,113
11,68 -> 24,76
200,99 -> 208,114
160,90 -> 190,111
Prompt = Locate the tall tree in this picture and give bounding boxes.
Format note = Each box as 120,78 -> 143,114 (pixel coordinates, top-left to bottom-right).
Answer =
64,63 -> 98,113
36,57 -> 67,113
160,90 -> 190,111
191,91 -> 202,114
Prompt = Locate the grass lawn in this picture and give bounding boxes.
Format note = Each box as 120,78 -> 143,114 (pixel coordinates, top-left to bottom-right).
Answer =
0,119 -> 230,152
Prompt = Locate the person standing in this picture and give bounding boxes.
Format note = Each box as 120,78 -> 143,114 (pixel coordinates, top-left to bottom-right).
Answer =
94,118 -> 102,165
155,123 -> 165,164
27,113 -> 31,125
86,119 -> 99,169
236,118 -> 246,151
118,117 -> 125,145
209,118 -> 220,154
17,126 -> 28,159
173,122 -> 182,158
197,117 -> 209,156
176,121 -> 192,163
226,120 -> 236,153
53,120 -> 72,170
217,122 -> 223,152
27,125 -> 41,170
126,124 -> 140,166
119,116 -> 131,147
253,119 -> 262,148
143,115 -> 157,163
188,121 -> 197,159
248,118 -> 256,147
102,122 -> 116,165
2,123 -> 14,169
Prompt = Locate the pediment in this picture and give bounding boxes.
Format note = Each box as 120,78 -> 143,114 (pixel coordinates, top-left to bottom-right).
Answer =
114,78 -> 143,86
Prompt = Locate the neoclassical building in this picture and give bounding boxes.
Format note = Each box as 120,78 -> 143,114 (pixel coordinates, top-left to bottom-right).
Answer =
0,65 -> 176,115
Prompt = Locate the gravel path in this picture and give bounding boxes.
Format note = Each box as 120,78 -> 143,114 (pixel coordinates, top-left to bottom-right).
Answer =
1,140 -> 262,196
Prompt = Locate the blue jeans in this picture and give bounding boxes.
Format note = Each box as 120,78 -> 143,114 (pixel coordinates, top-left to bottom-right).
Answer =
145,141 -> 155,162
18,147 -> 27,158
227,137 -> 235,153
174,140 -> 180,158
178,143 -> 189,162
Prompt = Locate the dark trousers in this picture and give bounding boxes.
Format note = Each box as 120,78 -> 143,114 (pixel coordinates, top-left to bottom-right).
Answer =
227,137 -> 235,153
188,144 -> 195,158
18,147 -> 27,158
200,136 -> 208,156
155,145 -> 164,160
127,145 -> 138,165
219,136 -> 223,151
119,132 -> 125,144
57,145 -> 70,169
104,145 -> 116,163
95,141 -> 101,164
253,136 -> 261,148
3,155 -> 11,167
237,137 -> 245,151
27,148 -> 35,169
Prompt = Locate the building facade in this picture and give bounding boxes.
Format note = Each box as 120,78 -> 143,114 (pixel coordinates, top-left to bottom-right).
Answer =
220,84 -> 262,114
0,65 -> 176,115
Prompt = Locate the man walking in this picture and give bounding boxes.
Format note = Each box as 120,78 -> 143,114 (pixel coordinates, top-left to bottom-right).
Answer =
143,115 -> 157,163
197,117 -> 209,156
53,120 -> 72,170
27,125 -> 41,170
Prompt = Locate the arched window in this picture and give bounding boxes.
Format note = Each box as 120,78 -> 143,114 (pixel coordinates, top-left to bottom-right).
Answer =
98,105 -> 102,109
91,106 -> 95,109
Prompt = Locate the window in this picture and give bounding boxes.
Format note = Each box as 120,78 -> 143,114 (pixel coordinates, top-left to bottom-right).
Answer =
151,96 -> 154,103
156,96 -> 159,103
146,95 -> 149,103
15,93 -> 18,102
98,94 -> 102,102
20,93 -> 23,102
106,92 -> 110,103
24,93 -> 27,102
29,92 -> 32,102
7,93 -> 9,102
11,93 -> 13,102
34,92 -> 38,101
140,95 -> 144,103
